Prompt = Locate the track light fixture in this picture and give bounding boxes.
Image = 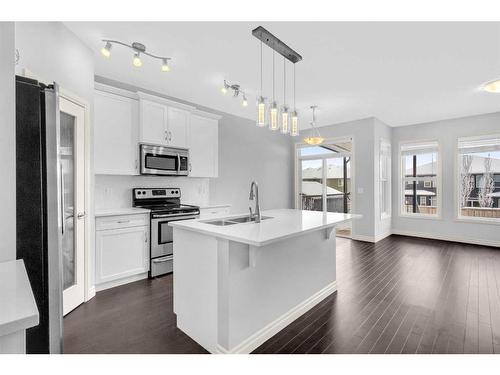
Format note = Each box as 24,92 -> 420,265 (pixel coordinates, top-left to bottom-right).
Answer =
220,80 -> 248,107
100,39 -> 172,72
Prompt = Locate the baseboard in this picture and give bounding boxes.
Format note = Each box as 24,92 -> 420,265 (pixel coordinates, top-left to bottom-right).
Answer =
85,286 -> 96,302
391,229 -> 500,248
351,234 -> 376,243
95,272 -> 149,292
214,281 -> 337,354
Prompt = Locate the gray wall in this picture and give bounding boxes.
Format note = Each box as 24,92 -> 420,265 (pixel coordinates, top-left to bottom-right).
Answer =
95,76 -> 295,214
210,113 -> 294,213
0,22 -> 16,262
391,111 -> 500,246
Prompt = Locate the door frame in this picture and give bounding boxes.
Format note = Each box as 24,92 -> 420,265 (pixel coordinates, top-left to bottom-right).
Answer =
59,88 -> 94,303
293,135 -> 356,234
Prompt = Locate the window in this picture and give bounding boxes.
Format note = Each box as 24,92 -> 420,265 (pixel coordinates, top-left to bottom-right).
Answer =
400,140 -> 439,217
380,139 -> 391,219
458,135 -> 500,221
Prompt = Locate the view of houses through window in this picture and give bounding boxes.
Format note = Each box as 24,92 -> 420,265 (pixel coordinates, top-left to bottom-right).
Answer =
400,141 -> 439,216
458,135 -> 500,220
297,140 -> 352,237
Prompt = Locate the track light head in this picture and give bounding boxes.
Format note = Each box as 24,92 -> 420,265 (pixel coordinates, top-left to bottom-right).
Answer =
101,42 -> 112,58
133,52 -> 143,67
161,58 -> 170,72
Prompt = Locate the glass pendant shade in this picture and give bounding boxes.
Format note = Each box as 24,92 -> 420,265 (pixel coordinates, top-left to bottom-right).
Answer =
483,79 -> 500,93
269,101 -> 279,131
256,96 -> 267,127
303,106 -> 324,145
291,111 -> 299,136
280,106 -> 289,134
303,136 -> 325,145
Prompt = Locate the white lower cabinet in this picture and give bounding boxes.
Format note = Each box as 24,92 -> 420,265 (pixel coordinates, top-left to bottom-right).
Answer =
95,215 -> 149,290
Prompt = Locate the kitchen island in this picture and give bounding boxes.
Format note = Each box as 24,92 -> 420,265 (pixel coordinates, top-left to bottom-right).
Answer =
169,209 -> 356,354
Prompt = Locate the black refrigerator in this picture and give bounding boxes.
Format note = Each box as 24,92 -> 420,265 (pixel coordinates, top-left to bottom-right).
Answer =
16,75 -> 63,354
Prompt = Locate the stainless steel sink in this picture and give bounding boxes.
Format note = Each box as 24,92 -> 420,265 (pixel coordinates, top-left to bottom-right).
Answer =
202,215 -> 273,226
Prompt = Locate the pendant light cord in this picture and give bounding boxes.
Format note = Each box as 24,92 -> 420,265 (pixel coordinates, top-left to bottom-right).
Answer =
293,63 -> 296,110
260,40 -> 263,96
272,51 -> 275,101
283,57 -> 286,105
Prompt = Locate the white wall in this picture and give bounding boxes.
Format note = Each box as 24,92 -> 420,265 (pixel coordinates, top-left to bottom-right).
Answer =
300,117 -> 379,240
391,111 -> 500,247
15,22 -> 97,293
0,22 -> 16,262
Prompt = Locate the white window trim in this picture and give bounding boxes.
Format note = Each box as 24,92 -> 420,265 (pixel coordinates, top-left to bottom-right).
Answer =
398,139 -> 442,219
455,133 -> 500,225
294,136 -> 355,222
380,138 -> 391,220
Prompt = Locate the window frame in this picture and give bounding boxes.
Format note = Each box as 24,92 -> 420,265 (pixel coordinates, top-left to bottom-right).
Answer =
379,138 -> 391,220
398,139 -> 442,219
455,133 -> 500,225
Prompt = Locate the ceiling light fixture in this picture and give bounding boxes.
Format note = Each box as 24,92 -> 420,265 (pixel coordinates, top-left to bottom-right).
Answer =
100,39 -> 172,72
303,106 -> 324,145
252,26 -> 302,137
220,79 -> 248,107
483,79 -> 500,93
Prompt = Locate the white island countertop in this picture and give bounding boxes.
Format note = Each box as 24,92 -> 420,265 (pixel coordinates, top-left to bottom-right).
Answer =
169,208 -> 359,247
0,260 -> 39,337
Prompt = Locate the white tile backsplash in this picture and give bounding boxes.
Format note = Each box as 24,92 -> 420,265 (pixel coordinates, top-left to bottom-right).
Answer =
95,175 -> 210,210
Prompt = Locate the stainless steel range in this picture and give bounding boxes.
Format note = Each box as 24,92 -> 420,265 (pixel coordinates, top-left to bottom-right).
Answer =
132,188 -> 200,277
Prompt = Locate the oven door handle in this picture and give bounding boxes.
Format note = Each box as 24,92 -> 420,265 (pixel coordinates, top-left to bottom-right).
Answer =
152,213 -> 199,219
177,154 -> 181,174
152,256 -> 173,263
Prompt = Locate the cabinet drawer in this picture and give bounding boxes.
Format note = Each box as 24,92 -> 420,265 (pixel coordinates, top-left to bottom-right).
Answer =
96,214 -> 148,231
199,206 -> 231,219
151,255 -> 173,277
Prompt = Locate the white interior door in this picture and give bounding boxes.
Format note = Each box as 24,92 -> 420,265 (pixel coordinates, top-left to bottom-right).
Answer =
60,96 -> 85,315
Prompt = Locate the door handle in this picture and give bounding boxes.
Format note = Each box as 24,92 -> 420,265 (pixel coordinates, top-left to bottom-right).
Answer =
77,212 -> 86,219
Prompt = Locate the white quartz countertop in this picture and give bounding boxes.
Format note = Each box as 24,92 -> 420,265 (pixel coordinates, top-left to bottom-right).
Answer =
0,260 -> 39,337
169,209 -> 359,247
95,207 -> 151,217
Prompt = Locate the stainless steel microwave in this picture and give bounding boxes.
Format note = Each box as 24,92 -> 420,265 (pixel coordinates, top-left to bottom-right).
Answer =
140,144 -> 189,176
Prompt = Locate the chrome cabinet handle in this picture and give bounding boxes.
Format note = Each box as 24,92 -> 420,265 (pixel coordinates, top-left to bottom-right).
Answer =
164,130 -> 168,142
144,232 -> 148,243
117,220 -> 130,224
189,162 -> 192,173
168,131 -> 172,142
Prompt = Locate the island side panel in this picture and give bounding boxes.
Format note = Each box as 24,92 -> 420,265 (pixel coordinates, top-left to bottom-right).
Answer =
173,228 -> 219,353
226,228 -> 337,352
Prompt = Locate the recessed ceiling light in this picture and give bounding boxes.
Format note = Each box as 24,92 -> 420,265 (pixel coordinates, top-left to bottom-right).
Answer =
483,79 -> 500,93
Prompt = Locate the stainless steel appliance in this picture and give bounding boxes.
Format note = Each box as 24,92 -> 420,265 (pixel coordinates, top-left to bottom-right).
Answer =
140,144 -> 189,176
132,188 -> 199,277
16,76 -> 63,353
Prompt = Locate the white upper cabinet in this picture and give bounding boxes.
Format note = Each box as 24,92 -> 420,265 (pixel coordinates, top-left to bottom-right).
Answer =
189,110 -> 220,178
138,92 -> 194,148
94,87 -> 139,175
139,99 -> 168,145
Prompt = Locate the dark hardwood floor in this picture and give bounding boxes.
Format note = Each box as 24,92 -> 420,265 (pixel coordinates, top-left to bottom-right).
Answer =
63,235 -> 500,354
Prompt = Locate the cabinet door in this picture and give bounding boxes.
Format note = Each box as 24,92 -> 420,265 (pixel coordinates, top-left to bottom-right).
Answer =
189,114 -> 218,177
140,99 -> 168,145
167,107 -> 189,148
94,90 -> 139,175
95,226 -> 149,285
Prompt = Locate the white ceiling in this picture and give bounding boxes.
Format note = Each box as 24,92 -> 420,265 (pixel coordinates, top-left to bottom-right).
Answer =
65,22 -> 500,128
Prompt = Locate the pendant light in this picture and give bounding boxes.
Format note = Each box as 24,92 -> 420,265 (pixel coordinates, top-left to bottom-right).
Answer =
256,40 -> 267,127
303,105 -> 324,145
280,56 -> 290,134
290,64 -> 299,136
269,51 -> 279,131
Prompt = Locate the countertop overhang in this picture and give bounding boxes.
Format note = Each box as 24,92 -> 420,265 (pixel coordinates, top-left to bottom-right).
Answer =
169,209 -> 360,247
0,259 -> 39,337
